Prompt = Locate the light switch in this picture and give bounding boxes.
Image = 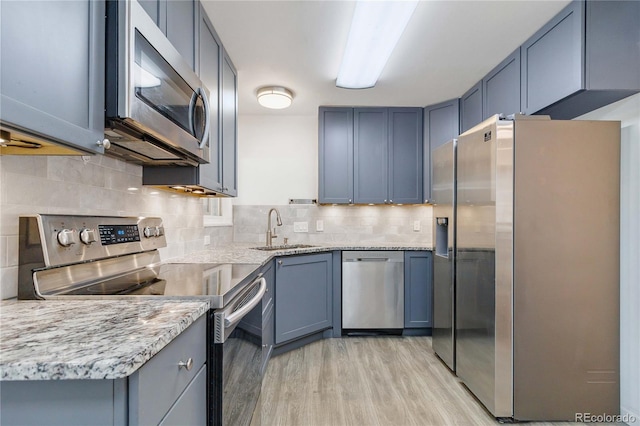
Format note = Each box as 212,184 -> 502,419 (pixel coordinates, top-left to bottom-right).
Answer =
413,220 -> 421,232
204,235 -> 211,246
316,220 -> 324,232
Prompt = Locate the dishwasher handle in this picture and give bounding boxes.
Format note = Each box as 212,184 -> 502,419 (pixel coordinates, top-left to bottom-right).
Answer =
343,257 -> 402,262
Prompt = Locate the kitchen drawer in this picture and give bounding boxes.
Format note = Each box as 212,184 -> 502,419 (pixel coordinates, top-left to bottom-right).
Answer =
159,364 -> 207,426
129,315 -> 206,426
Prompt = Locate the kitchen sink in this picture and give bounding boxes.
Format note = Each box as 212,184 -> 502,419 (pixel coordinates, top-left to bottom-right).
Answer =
252,244 -> 316,251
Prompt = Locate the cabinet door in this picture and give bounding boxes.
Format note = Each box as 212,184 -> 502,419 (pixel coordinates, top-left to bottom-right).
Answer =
166,0 -> 196,70
197,4 -> 223,192
483,48 -> 521,119
0,0 -> 105,154
220,50 -> 238,196
354,108 -> 388,204
388,108 -> 423,204
424,99 -> 459,203
318,108 -> 354,204
460,81 -> 483,133
275,253 -> 333,344
138,0 -> 161,26
158,365 -> 207,426
521,1 -> 584,115
404,251 -> 433,328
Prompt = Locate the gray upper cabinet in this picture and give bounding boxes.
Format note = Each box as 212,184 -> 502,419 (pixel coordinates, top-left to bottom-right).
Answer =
460,81 -> 483,133
483,48 -> 521,119
318,108 -> 354,204
275,253 -> 333,345
196,3 -> 223,192
220,50 -> 238,197
0,0 -> 106,154
521,0 -> 640,119
319,107 -> 423,205
423,99 -> 459,203
354,108 -> 389,204
388,108 -> 424,205
166,0 -> 197,70
138,0 -> 196,70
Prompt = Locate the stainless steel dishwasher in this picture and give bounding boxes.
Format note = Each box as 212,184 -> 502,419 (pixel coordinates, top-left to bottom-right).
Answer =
342,251 -> 404,330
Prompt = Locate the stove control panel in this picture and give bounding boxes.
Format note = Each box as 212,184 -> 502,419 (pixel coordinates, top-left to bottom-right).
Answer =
20,215 -> 167,268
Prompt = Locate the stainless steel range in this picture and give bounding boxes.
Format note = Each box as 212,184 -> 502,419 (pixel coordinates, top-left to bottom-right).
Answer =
18,214 -> 265,426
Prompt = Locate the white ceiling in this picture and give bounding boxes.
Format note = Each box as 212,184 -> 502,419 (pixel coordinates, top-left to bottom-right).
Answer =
201,0 -> 572,116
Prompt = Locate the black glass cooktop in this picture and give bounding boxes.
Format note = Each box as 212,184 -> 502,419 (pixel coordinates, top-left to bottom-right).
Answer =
65,263 -> 261,309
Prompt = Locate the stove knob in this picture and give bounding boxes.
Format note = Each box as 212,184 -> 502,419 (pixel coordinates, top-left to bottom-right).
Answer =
57,229 -> 77,247
143,226 -> 156,238
155,226 -> 164,237
79,228 -> 98,245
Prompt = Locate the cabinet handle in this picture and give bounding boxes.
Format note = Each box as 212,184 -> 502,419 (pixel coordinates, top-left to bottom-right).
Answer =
348,199 -> 352,203
178,358 -> 194,371
96,139 -> 111,149
278,260 -> 283,265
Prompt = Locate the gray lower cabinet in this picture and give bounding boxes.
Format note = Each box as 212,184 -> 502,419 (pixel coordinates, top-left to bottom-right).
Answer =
0,316 -> 206,426
483,48 -> 521,119
0,0 -> 106,154
275,253 -> 333,344
423,99 -> 460,203
460,81 -> 483,134
521,0 -> 640,118
404,251 -> 433,329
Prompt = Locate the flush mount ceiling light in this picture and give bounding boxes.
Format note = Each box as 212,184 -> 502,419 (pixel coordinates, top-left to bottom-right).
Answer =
336,0 -> 419,89
257,86 -> 294,109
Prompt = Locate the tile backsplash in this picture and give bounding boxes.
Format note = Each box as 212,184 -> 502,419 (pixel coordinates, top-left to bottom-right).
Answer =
0,154 -> 229,299
233,204 -> 433,245
0,155 -> 432,299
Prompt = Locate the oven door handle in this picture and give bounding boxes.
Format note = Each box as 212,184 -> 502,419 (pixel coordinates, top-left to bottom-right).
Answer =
223,277 -> 266,328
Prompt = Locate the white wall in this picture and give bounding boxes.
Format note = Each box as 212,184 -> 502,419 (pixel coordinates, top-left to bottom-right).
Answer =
577,93 -> 640,421
236,114 -> 318,205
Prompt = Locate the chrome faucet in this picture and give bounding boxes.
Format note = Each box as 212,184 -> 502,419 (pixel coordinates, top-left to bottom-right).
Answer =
266,208 -> 283,247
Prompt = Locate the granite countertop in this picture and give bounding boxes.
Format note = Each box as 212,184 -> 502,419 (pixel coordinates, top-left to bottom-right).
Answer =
168,242 -> 433,266
0,299 -> 209,381
0,242 -> 429,382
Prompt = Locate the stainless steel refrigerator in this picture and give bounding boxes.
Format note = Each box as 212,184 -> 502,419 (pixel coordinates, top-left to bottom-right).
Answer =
455,115 -> 620,421
432,139 -> 456,371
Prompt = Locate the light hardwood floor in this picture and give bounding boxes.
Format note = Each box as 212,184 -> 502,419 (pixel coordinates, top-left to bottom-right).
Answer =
255,336 -> 619,426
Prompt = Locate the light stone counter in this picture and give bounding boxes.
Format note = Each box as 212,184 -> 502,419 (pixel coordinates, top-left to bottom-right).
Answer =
0,299 -> 209,381
168,242 -> 433,266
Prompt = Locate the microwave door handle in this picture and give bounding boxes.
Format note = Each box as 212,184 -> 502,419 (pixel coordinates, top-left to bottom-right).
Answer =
223,277 -> 267,328
198,87 -> 211,149
188,91 -> 198,135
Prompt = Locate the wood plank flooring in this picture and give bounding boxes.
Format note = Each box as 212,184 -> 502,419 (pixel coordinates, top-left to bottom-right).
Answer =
255,336 -> 620,426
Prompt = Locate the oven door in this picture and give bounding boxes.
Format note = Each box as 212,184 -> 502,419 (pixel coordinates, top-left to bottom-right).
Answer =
210,277 -> 266,426
106,0 -> 210,163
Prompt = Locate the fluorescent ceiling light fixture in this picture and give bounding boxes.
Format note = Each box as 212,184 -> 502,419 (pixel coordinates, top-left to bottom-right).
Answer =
336,0 -> 418,89
257,86 -> 294,109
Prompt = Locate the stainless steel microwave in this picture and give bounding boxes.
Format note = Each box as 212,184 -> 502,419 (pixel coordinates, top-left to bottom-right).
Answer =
104,0 -> 210,166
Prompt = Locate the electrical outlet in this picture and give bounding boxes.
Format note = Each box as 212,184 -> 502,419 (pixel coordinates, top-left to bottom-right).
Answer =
293,222 -> 309,233
204,235 -> 211,246
316,220 -> 324,232
413,220 -> 421,232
